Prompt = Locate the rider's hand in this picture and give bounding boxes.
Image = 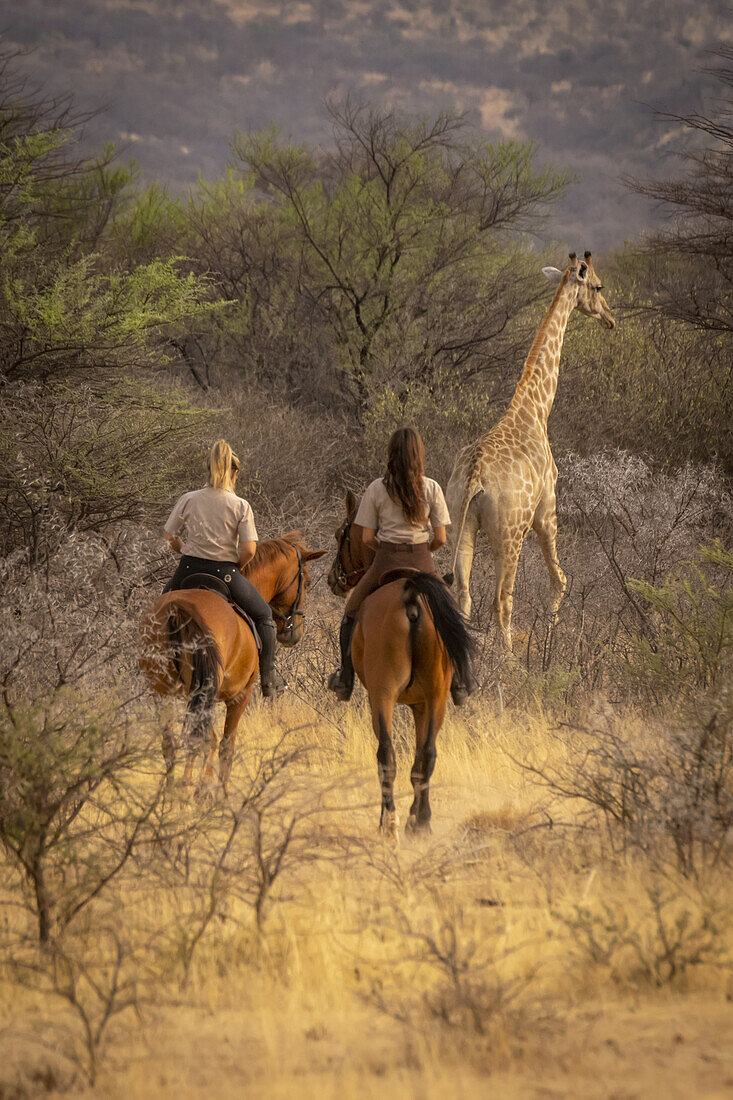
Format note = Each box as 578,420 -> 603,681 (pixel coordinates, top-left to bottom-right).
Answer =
164,531 -> 183,555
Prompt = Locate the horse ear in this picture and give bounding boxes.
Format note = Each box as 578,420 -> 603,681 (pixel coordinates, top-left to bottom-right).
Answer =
301,548 -> 327,561
345,490 -> 357,515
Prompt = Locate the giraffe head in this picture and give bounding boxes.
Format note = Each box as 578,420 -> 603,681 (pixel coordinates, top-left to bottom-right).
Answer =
543,251 -> 615,329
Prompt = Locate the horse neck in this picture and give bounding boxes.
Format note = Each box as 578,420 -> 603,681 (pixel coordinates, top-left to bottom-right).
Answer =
352,520 -> 372,571
245,549 -> 289,600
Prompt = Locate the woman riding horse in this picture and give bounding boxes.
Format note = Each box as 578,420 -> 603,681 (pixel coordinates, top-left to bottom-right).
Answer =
163,439 -> 285,698
328,427 -> 473,703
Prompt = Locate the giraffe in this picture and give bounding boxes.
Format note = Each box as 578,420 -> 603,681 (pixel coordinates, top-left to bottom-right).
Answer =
445,251 -> 615,650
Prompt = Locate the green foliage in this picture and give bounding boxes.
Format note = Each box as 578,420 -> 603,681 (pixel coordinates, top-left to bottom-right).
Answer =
557,246 -> 733,473
626,542 -> 733,697
110,181 -> 190,266
3,254 -> 217,382
227,104 -> 567,413
0,688 -> 160,943
0,377 -> 214,560
0,51 -> 229,556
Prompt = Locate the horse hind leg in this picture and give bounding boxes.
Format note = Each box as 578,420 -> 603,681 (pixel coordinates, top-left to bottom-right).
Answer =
218,688 -> 254,795
160,699 -> 179,786
182,696 -> 211,787
406,702 -> 441,834
372,700 -> 398,841
181,683 -> 217,794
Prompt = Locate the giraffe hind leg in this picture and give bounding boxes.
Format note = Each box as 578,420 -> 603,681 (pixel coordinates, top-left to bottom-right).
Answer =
452,508 -> 479,619
494,540 -> 522,652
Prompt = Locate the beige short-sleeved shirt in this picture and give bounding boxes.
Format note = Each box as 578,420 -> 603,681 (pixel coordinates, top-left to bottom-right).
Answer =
355,477 -> 451,545
164,486 -> 258,561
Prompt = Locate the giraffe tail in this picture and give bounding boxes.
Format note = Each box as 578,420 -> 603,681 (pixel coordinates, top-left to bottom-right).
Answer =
444,470 -> 483,587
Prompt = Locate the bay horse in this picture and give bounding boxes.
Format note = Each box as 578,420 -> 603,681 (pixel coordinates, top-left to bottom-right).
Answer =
328,494 -> 474,838
140,532 -> 325,793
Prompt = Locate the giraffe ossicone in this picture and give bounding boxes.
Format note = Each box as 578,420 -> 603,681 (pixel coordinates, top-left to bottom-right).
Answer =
445,251 -> 615,651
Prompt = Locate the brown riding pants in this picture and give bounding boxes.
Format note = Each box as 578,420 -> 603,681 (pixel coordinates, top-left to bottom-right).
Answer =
345,541 -> 436,615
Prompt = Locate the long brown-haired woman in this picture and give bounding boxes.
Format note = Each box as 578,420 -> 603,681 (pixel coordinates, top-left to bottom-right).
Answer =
162,439 -> 285,697
328,427 -> 463,701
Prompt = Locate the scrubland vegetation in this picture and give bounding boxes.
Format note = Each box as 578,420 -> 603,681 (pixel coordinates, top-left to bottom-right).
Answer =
0,44 -> 732,1098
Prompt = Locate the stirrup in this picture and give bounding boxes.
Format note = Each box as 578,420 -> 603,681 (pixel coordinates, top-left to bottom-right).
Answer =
327,670 -> 353,702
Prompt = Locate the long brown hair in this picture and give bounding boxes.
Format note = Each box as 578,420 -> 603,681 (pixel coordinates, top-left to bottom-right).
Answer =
383,427 -> 426,526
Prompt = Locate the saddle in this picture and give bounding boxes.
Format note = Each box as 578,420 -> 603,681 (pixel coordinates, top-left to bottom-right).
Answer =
377,566 -> 425,588
179,573 -> 261,651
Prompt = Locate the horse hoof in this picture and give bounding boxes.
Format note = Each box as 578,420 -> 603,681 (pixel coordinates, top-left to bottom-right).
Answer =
379,811 -> 400,844
405,815 -> 431,836
195,784 -> 217,807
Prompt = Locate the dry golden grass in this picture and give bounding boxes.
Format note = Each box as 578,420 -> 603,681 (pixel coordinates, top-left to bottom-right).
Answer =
2,689 -> 732,1099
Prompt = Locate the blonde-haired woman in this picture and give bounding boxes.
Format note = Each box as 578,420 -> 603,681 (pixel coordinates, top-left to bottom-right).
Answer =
162,439 -> 285,697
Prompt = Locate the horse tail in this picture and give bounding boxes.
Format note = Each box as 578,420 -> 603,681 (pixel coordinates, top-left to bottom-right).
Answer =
445,470 -> 483,587
402,574 -> 475,688
167,605 -> 222,745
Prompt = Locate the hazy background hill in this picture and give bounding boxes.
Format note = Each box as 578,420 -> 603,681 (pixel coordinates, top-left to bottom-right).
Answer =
5,0 -> 731,246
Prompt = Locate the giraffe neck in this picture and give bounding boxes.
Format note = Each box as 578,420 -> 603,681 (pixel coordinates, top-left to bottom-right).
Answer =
509,275 -> 578,426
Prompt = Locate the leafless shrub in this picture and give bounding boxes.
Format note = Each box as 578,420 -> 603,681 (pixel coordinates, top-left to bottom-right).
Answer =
1,904 -> 158,1088
554,878 -> 731,989
145,734 -> 355,986
363,901 -> 542,1072
518,697 -> 733,879
560,453 -> 730,591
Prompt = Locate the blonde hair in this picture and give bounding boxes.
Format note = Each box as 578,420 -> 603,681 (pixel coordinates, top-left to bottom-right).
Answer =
207,439 -> 240,492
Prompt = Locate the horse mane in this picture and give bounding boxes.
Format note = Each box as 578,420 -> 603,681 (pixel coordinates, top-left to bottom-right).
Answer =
243,531 -> 304,576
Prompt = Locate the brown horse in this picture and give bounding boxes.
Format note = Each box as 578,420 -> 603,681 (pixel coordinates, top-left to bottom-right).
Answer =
140,532 -> 325,793
328,496 -> 474,837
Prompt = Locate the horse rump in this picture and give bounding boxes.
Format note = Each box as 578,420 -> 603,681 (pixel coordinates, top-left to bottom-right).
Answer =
167,606 -> 222,746
402,573 -> 475,687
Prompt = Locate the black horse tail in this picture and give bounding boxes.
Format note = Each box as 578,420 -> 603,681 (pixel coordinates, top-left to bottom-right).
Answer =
167,606 -> 222,745
402,574 -> 475,687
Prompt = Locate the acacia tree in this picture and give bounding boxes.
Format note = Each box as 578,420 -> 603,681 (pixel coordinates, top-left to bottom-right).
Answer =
0,50 -> 219,561
611,48 -> 733,473
628,47 -> 733,336
225,100 -> 568,414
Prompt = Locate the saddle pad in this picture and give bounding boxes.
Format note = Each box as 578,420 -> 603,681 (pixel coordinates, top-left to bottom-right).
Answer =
178,574 -> 262,651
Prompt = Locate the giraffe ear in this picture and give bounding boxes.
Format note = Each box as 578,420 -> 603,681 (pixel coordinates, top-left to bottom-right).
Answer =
541,266 -> 564,284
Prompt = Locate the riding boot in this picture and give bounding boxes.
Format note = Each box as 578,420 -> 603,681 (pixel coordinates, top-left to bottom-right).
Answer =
450,667 -> 478,707
327,614 -> 356,701
258,621 -> 286,699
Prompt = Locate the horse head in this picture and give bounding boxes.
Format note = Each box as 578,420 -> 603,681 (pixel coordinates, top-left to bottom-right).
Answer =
327,491 -> 369,597
247,531 -> 326,647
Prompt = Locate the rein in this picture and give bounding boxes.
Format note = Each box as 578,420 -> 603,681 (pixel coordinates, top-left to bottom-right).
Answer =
269,546 -> 306,630
335,512 -> 367,589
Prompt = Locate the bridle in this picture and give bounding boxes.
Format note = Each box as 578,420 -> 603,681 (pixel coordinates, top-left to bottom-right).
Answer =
269,546 -> 306,631
334,511 -> 367,590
